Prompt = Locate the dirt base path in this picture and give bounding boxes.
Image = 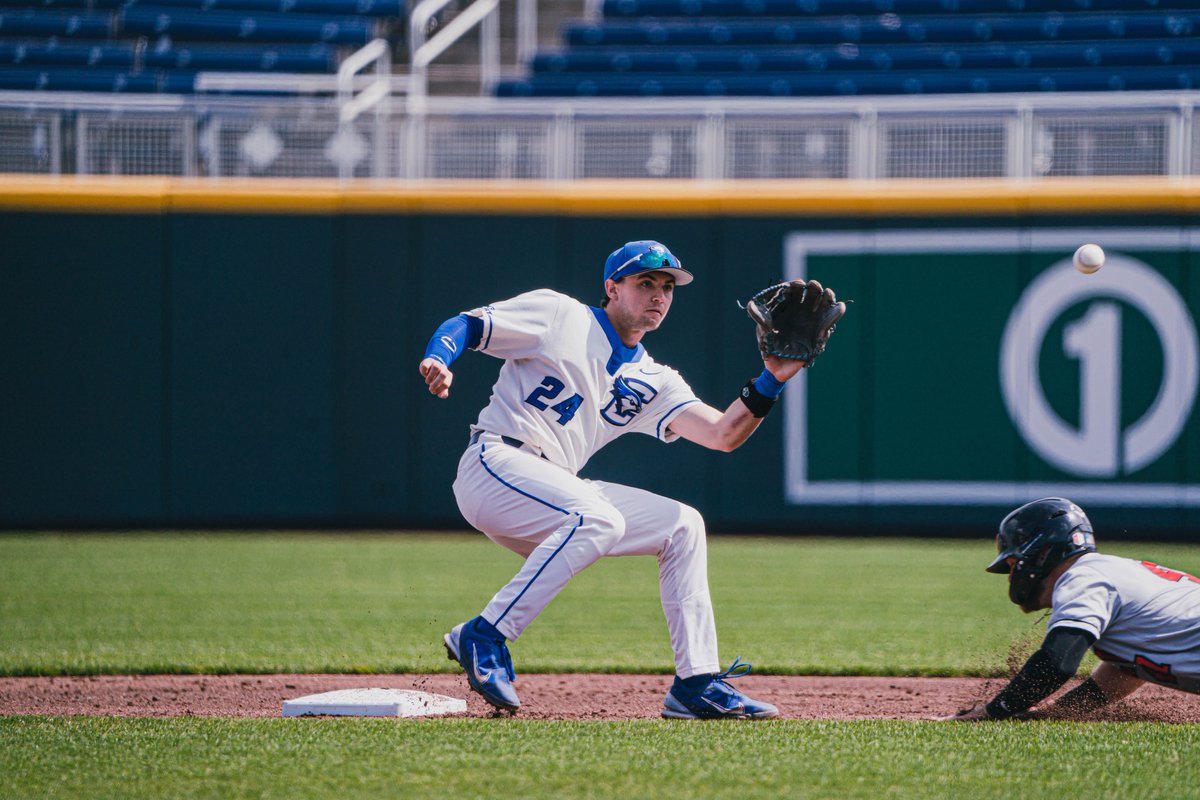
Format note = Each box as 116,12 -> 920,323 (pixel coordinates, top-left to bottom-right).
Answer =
3,673 -> 1199,722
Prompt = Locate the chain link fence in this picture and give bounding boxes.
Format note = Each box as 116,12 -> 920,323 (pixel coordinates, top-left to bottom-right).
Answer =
0,91 -> 1195,179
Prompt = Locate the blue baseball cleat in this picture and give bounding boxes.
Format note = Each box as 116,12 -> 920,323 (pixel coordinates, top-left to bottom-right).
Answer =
444,616 -> 521,712
662,657 -> 779,720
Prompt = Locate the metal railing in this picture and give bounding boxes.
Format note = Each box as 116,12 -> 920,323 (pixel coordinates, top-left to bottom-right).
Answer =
1,91 -> 1196,179
3,0 -> 1198,180
337,38 -> 394,179
409,0 -> 501,100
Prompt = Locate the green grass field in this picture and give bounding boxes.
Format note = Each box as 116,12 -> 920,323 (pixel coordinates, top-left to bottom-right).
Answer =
3,716 -> 1199,800
3,532 -> 1198,799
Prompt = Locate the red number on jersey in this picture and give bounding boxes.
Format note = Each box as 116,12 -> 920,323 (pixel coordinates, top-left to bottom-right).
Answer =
1141,561 -> 1200,585
1134,654 -> 1178,685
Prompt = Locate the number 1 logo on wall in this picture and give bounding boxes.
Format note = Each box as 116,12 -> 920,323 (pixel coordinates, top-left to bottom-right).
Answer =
1000,253 -> 1199,479
782,227 -> 1200,507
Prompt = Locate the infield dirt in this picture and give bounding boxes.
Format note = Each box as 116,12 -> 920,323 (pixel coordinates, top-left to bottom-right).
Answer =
3,674 -> 1199,722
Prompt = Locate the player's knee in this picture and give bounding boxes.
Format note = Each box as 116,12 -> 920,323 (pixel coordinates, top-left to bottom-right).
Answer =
679,503 -> 706,536
576,505 -> 626,556
667,504 -> 707,555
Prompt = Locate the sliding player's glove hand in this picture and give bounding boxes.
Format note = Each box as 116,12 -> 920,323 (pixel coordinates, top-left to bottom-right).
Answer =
745,279 -> 846,365
934,704 -> 992,722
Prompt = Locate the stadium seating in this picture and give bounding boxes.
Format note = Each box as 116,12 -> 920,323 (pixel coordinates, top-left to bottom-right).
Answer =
0,0 -> 404,13
0,38 -> 337,70
0,0 -> 401,92
497,0 -> 1200,96
5,0 -> 1200,96
533,40 -> 1200,74
598,0 -> 1200,15
0,65 -> 198,90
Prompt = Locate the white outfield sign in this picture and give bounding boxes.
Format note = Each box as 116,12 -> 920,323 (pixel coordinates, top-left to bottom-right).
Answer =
784,228 -> 1200,507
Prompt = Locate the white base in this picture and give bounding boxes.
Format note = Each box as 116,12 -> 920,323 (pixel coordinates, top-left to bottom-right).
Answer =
282,688 -> 467,718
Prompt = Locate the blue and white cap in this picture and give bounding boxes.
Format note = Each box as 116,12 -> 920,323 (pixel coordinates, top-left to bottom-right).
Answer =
603,240 -> 693,286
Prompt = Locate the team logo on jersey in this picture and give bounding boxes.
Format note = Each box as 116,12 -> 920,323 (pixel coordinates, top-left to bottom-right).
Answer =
601,376 -> 658,426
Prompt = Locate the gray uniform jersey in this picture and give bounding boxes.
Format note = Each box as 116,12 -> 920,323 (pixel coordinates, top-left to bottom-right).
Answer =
1049,552 -> 1200,692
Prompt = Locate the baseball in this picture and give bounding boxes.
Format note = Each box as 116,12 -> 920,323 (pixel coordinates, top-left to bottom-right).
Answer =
1073,243 -> 1105,274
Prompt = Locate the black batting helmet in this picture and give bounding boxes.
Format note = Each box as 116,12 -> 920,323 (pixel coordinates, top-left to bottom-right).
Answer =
988,497 -> 1096,609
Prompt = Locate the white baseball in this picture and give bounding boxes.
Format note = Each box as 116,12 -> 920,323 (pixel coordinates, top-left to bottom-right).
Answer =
1073,243 -> 1105,274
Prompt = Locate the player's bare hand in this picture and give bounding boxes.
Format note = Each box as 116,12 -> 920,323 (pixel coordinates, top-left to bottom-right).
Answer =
764,354 -> 806,383
419,357 -> 453,399
932,704 -> 992,722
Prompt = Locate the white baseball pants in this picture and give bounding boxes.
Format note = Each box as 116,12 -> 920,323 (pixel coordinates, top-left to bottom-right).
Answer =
452,433 -> 720,679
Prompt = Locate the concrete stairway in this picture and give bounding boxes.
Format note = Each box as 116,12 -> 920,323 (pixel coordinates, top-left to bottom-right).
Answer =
413,0 -> 588,96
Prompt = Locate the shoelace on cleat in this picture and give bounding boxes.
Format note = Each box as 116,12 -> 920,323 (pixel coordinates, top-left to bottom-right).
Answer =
716,656 -> 752,681
700,657 -> 754,702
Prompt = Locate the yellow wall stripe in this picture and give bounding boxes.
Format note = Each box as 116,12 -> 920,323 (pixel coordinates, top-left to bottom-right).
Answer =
1,174 -> 1199,215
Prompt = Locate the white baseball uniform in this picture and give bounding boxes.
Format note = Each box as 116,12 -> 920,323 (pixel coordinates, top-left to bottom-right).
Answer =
450,288 -> 721,679
1049,552 -> 1200,692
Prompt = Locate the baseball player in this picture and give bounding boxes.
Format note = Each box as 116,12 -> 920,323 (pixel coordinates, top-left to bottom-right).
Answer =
418,240 -> 840,719
942,497 -> 1200,721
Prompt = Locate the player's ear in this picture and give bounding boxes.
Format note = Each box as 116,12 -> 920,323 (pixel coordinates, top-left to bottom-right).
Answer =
604,278 -> 619,302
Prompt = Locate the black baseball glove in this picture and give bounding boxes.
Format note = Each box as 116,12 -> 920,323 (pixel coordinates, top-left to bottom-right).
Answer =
745,279 -> 846,364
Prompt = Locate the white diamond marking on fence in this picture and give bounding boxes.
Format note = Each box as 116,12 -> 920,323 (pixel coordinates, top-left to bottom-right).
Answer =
325,128 -> 367,173
240,123 -> 283,171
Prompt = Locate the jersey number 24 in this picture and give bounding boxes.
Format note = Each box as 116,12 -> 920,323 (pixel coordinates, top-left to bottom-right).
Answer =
525,376 -> 584,425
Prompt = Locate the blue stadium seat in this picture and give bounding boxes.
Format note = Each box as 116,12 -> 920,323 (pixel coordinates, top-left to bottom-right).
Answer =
0,35 -> 339,70
532,39 -> 1200,73
0,65 -> 197,90
0,0 -> 404,15
0,0 -> 124,7
13,0 -> 1195,97
0,39 -> 136,67
498,64 -> 1200,96
140,40 -> 336,70
119,6 -> 374,43
124,0 -> 405,17
0,10 -> 113,37
0,0 -> 399,92
0,0 -> 117,5
518,1 -> 1200,97
598,0 -> 1200,17
564,13 -> 1200,48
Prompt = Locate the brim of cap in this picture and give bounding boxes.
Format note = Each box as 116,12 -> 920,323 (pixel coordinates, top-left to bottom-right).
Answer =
985,554 -> 1012,574
614,264 -> 694,286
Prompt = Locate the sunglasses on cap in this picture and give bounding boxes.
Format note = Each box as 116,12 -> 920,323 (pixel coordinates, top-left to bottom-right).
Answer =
607,249 -> 678,282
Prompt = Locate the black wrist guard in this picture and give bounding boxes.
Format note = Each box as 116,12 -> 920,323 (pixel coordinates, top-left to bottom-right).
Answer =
739,378 -> 777,418
985,633 -> 1085,719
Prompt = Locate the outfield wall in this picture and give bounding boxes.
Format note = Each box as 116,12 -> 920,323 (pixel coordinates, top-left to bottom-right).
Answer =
2,177 -> 1198,538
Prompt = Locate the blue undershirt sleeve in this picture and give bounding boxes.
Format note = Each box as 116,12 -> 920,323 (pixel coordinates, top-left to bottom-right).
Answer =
753,367 -> 786,399
424,314 -> 483,366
